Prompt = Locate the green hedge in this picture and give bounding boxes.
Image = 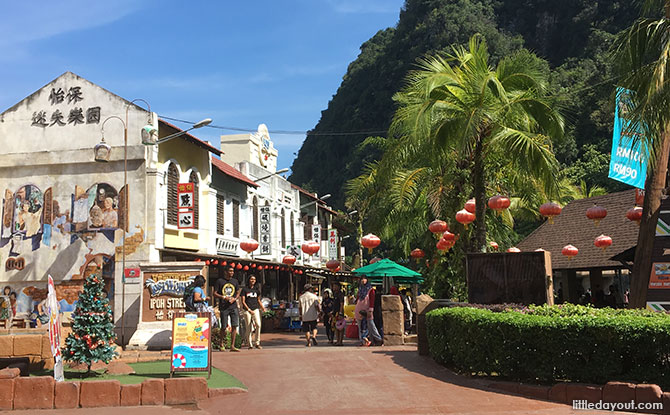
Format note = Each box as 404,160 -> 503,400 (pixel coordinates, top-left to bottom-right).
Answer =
426,306 -> 670,387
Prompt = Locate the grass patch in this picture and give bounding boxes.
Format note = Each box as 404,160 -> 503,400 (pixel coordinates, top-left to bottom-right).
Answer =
32,360 -> 246,389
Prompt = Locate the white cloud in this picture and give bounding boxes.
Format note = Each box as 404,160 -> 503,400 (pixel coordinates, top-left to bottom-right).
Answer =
0,1 -> 144,47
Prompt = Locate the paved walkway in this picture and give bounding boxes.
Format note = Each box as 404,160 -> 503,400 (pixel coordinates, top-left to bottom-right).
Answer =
4,331 -> 621,415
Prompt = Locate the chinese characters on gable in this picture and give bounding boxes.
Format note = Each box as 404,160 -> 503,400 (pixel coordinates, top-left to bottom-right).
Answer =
32,85 -> 101,128
260,206 -> 271,255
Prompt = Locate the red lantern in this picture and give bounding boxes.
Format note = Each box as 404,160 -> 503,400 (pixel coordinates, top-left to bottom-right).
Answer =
626,206 -> 643,225
361,233 -> 381,254
326,259 -> 340,271
240,238 -> 259,254
464,198 -> 476,214
251,263 -> 256,268
489,241 -> 499,250
205,260 -> 210,265
229,262 -> 235,268
488,195 -> 511,212
594,234 -> 613,252
586,204 -> 607,226
195,258 -> 201,262
506,247 -> 520,253
243,265 -> 249,271
428,220 -> 448,236
436,238 -> 454,253
539,202 -> 562,224
562,244 -> 578,260
302,241 -> 320,256
410,248 -> 425,263
535,248 -> 545,252
213,260 -> 219,265
222,261 -> 227,266
442,231 -> 456,242
236,263 -> 243,270
283,255 -> 297,265
455,209 -> 475,229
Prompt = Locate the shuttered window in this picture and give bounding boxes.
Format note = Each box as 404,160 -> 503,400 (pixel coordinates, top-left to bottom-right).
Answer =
233,199 -> 240,238
189,171 -> 199,229
167,163 -> 179,226
216,194 -> 225,235
290,212 -> 295,245
253,197 -> 259,241
281,208 -> 286,248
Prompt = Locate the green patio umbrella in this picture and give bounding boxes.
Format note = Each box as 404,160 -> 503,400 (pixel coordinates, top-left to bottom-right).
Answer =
352,258 -> 424,284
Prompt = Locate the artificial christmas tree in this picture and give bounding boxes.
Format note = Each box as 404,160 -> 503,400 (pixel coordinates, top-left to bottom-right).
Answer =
62,272 -> 118,375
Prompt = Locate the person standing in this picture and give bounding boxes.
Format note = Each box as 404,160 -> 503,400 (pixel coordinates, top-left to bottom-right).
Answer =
241,275 -> 265,349
299,284 -> 321,347
354,277 -> 383,345
214,266 -> 241,352
321,289 -> 335,344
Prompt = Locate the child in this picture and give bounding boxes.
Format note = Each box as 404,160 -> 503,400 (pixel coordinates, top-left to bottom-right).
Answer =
358,310 -> 371,347
334,312 -> 346,346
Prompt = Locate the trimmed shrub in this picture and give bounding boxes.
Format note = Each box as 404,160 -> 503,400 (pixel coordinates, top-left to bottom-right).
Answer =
426,306 -> 670,387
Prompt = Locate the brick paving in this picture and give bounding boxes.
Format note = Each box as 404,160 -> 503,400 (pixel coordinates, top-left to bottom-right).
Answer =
1,331 -> 627,414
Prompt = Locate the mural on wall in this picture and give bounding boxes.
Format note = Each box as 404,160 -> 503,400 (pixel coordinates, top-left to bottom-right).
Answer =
0,181 -> 133,317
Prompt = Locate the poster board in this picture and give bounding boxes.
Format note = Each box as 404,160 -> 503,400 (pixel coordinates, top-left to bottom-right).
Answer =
170,311 -> 212,378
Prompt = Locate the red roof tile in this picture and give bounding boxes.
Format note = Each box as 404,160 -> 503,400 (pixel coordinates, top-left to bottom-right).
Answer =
211,156 -> 259,188
517,190 -> 639,270
158,119 -> 222,156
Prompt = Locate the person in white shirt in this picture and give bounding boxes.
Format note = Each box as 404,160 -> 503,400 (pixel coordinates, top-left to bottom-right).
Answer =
299,284 -> 321,347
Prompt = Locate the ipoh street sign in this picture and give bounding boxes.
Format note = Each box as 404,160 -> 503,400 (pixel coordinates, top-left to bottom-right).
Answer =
608,88 -> 648,189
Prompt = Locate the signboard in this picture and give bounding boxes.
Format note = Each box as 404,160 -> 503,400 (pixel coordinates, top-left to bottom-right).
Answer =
178,211 -> 194,229
177,183 -> 194,229
286,245 -> 302,260
170,312 -> 212,378
328,228 -> 338,260
123,267 -> 141,284
259,205 -> 271,255
609,87 -> 648,189
143,271 -> 199,322
650,263 -> 670,289
656,211 -> 670,236
312,225 -> 321,259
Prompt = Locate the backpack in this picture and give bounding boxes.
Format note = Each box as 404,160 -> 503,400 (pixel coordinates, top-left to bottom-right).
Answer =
183,283 -> 196,312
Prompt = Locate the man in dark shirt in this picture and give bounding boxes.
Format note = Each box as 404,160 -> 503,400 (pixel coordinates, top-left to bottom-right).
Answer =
331,282 -> 344,315
214,266 -> 240,351
241,275 -> 266,349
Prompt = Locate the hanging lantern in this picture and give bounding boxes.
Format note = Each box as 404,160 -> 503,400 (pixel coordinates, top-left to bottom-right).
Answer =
410,248 -> 425,263
243,265 -> 249,271
539,202 -> 562,224
464,198 -> 476,214
361,233 -> 381,254
326,259 -> 340,271
302,241 -> 320,256
626,206 -> 643,225
195,258 -> 201,262
594,235 -> 613,252
213,260 -> 219,265
442,231 -> 456,242
506,247 -> 521,253
236,263 -> 243,270
205,260 -> 210,265
428,220 -> 448,236
455,209 -> 475,229
240,238 -> 259,254
436,238 -> 450,253
586,204 -> 607,226
222,261 -> 227,266
489,241 -> 499,250
534,248 -> 545,252
283,255 -> 297,265
488,195 -> 511,212
562,244 -> 579,260
251,263 -> 256,268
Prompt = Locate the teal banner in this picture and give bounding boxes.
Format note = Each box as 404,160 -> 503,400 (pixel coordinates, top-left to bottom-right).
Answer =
608,87 -> 647,189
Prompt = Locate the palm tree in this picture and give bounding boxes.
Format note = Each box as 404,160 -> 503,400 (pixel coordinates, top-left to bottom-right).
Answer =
613,0 -> 670,308
391,35 -> 564,251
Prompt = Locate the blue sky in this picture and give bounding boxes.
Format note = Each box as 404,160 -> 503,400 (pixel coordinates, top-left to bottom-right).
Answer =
0,0 -> 404,170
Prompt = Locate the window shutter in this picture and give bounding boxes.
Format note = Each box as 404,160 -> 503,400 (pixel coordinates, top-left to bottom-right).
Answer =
216,194 -> 225,235
232,199 -> 240,238
167,164 -> 179,226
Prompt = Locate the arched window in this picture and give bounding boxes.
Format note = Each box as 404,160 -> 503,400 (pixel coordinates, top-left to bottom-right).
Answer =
253,196 -> 259,241
281,208 -> 286,248
189,171 -> 199,229
167,163 -> 179,226
290,212 -> 295,245
232,199 -> 240,238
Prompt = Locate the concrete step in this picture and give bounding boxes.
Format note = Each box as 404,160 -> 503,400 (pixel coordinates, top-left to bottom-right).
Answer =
404,334 -> 417,344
